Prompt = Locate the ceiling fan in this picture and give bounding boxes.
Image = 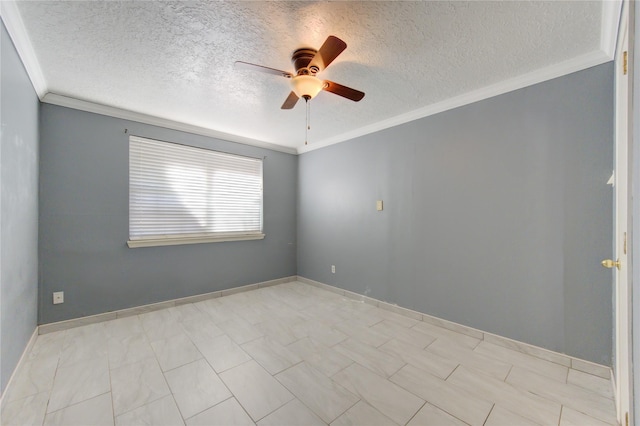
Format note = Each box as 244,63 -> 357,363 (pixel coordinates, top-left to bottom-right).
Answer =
235,35 -> 365,109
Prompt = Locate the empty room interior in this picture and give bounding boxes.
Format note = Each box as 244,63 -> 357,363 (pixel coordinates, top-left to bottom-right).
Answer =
2,1 -> 640,425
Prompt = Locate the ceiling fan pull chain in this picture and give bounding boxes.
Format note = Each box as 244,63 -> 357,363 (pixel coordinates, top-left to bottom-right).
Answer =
305,98 -> 310,145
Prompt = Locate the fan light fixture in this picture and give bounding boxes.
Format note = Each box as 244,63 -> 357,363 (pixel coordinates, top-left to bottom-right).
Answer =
235,35 -> 366,145
291,75 -> 324,100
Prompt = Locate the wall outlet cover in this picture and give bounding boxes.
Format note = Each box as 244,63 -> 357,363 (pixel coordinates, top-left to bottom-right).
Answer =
53,291 -> 64,304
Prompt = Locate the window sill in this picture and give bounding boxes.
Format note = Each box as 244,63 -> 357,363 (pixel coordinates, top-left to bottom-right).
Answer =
127,233 -> 265,248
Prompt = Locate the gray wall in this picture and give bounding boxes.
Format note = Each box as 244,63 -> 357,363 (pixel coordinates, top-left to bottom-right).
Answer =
39,105 -> 297,324
0,21 -> 40,394
298,63 -> 614,365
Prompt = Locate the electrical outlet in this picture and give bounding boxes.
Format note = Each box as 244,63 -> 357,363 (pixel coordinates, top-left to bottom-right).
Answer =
53,291 -> 64,304
331,265 -> 336,274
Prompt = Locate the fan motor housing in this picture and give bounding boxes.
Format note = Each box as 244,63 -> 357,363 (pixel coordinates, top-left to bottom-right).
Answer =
292,48 -> 318,74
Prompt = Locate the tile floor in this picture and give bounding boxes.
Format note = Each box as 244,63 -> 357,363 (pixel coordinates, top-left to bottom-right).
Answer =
1,281 -> 618,426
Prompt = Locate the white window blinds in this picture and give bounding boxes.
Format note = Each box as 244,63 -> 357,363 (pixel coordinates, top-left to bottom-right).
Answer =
129,136 -> 263,247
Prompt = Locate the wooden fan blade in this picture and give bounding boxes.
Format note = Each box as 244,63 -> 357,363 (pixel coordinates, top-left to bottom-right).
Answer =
281,91 -> 299,109
234,61 -> 293,78
323,80 -> 365,102
308,36 -> 347,72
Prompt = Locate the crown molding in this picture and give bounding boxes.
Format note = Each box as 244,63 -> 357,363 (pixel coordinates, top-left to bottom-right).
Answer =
298,50 -> 612,154
600,0 -> 623,59
42,94 -> 298,155
0,1 -> 47,98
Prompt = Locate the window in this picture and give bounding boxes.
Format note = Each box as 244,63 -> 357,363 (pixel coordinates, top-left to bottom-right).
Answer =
128,136 -> 264,248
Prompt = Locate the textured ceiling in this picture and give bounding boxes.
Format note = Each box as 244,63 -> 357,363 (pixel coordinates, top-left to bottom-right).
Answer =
10,1 -> 611,152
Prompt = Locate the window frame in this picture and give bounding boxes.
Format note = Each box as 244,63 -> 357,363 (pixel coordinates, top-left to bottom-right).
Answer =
127,136 -> 265,248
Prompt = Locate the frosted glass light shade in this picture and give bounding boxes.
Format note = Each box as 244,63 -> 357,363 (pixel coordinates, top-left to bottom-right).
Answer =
291,75 -> 324,99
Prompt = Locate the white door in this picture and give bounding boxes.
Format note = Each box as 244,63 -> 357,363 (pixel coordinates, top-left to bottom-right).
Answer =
607,1 -> 632,423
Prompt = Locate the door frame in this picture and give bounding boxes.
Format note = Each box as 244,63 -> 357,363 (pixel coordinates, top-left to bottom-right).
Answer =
613,0 -> 632,423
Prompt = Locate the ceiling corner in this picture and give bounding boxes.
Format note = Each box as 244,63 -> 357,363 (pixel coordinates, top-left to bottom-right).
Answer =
1,0 -> 47,99
600,0 -> 623,59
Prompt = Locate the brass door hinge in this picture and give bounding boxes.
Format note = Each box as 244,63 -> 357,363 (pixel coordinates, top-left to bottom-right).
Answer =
624,51 -> 628,75
624,232 -> 627,254
625,412 -> 629,426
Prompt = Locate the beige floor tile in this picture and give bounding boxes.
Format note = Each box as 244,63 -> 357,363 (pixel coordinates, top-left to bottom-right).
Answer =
44,392 -> 113,426
473,341 -> 568,382
275,362 -> 358,423
218,318 -> 264,345
378,339 -> 457,380
337,298 -> 378,314
27,331 -> 66,362
406,402 -> 467,426
241,337 -> 302,375
333,363 -> 425,425
107,332 -> 155,369
447,365 -> 561,425
192,333 -> 252,373
292,320 -> 348,347
506,366 -> 617,424
115,394 -> 184,426
186,398 -> 255,426
58,324 -> 108,368
287,338 -> 354,377
193,298 -> 236,324
412,321 -> 481,349
181,317 -> 224,343
105,316 -> 144,340
567,369 -> 614,400
390,364 -> 492,426
375,308 -> 420,328
169,303 -> 206,323
220,360 -> 294,421
484,405 -> 539,426
47,356 -> 110,413
334,338 -> 406,378
165,358 -> 232,419
426,338 -> 511,380
5,355 -> 58,402
346,309 -> 386,327
257,399 -> 325,426
559,406 -> 618,426
110,358 -> 170,416
371,320 -> 436,348
306,305 -> 355,326
150,332 -> 202,372
331,401 -> 398,426
5,282 -> 617,426
140,309 -> 184,342
1,392 -> 49,426
254,319 -> 299,346
332,321 -> 392,348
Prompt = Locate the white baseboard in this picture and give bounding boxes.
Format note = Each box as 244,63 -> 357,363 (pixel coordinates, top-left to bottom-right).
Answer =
296,275 -> 612,380
0,327 -> 38,406
38,276 -> 298,335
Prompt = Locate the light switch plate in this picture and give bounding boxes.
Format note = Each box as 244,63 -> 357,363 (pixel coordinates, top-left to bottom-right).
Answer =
53,291 -> 64,304
376,200 -> 384,211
